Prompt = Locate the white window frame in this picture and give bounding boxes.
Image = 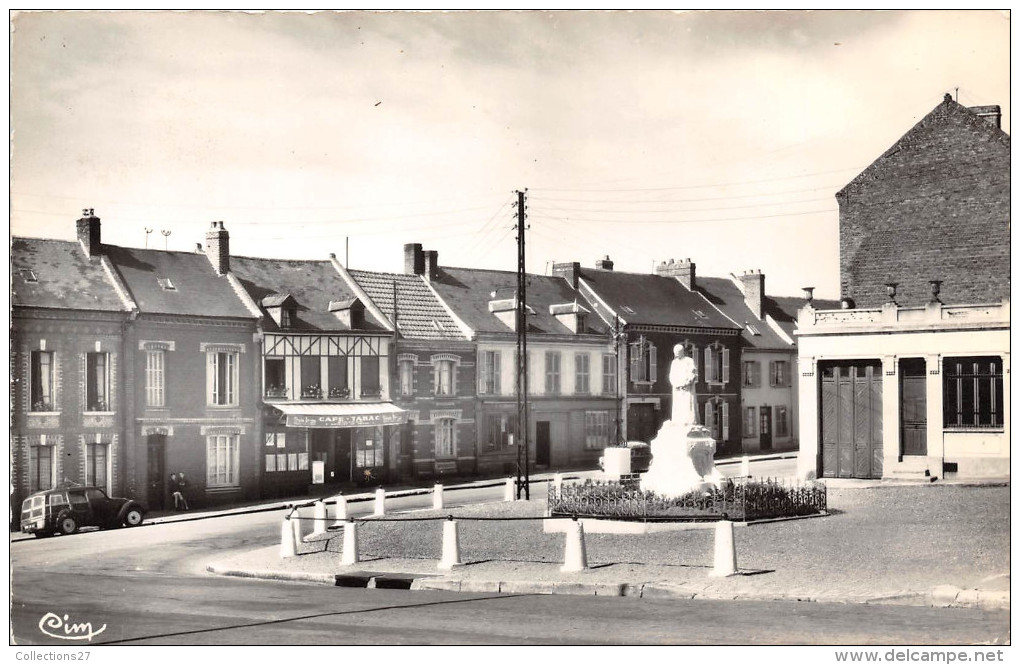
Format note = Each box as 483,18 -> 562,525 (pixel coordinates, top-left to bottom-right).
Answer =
435,418 -> 456,458
480,350 -> 501,395
629,337 -> 657,384
584,410 -> 610,450
85,440 -> 111,493
206,434 -> 240,488
545,351 -> 561,394
602,353 -> 617,394
703,344 -> 730,386
771,360 -> 788,387
208,351 -> 239,406
399,358 -> 415,396
146,349 -> 166,407
744,406 -> 757,438
434,360 -> 455,396
575,353 -> 590,394
84,351 -> 112,413
31,350 -> 56,412
30,443 -> 55,492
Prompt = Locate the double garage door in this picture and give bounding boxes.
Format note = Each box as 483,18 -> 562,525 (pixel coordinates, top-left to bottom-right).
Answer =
820,361 -> 883,479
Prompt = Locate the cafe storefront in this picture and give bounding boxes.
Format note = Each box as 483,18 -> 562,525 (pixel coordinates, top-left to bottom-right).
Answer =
263,403 -> 409,496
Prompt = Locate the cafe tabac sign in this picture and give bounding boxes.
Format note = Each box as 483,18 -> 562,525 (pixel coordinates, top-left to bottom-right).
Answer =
286,410 -> 409,429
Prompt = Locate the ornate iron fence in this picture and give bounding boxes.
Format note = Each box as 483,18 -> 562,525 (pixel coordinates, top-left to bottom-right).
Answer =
548,477 -> 826,522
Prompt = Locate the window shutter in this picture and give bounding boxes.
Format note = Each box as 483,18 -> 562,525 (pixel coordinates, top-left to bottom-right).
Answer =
433,363 -> 440,395
81,353 -> 87,408
768,361 -> 776,387
704,347 -> 713,383
722,401 -> 730,440
704,401 -> 713,431
722,347 -> 730,384
493,352 -> 501,394
207,353 -> 216,405
690,346 -> 698,377
630,343 -> 641,382
649,344 -> 657,383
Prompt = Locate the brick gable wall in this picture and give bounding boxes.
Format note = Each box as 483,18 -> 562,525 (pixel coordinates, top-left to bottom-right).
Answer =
837,100 -> 1010,308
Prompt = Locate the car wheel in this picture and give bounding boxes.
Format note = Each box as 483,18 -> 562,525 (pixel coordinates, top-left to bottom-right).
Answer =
123,508 -> 143,527
59,516 -> 78,535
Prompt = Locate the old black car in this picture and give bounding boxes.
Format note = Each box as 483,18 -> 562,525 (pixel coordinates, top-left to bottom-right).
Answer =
20,486 -> 146,537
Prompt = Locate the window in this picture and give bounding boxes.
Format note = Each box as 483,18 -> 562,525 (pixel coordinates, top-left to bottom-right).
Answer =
744,407 -> 757,438
86,443 -> 108,490
355,426 -> 384,467
434,360 -> 455,396
584,410 -> 611,449
484,413 -> 518,451
703,344 -> 730,385
300,355 -> 322,398
743,360 -> 760,388
776,406 -> 789,437
206,434 -> 240,487
264,358 -> 287,398
705,399 -> 730,441
629,337 -> 657,383
265,431 -> 286,448
280,308 -> 293,328
545,351 -> 562,394
770,360 -> 788,387
31,350 -> 55,411
360,356 -> 380,397
398,358 -> 414,396
328,356 -> 348,398
276,453 -> 288,471
145,349 -> 165,407
30,444 -> 53,492
602,354 -> 617,394
944,357 -> 1004,428
435,419 -> 456,457
208,351 -> 238,406
85,352 -> 111,411
265,454 -> 277,472
575,353 -> 590,394
480,351 -> 501,395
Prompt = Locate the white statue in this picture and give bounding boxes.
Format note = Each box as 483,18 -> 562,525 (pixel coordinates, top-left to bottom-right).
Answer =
640,343 -> 723,497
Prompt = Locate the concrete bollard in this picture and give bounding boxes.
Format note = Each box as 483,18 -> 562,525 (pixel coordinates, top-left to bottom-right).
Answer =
709,520 -> 738,577
740,455 -> 751,478
433,484 -> 444,511
374,487 -> 386,516
438,518 -> 462,570
312,500 -> 327,537
291,508 -> 303,544
331,494 -> 348,528
504,477 -> 515,502
340,519 -> 360,566
560,519 -> 589,573
553,473 -> 563,496
280,512 -> 297,558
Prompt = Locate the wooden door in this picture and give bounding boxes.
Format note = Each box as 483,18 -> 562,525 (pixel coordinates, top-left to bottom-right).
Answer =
146,434 -> 166,510
759,407 -> 772,450
535,421 -> 551,466
820,361 -> 883,479
900,359 -> 927,456
627,404 -> 657,443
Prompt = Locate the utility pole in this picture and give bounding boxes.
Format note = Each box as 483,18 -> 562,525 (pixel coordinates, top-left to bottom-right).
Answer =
514,189 -> 530,500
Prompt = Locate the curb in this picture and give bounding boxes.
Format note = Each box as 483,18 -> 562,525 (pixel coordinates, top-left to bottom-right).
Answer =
206,563 -> 1009,611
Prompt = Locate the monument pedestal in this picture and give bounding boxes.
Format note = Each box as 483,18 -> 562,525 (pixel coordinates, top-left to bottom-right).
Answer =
601,447 -> 632,481
640,423 -> 723,498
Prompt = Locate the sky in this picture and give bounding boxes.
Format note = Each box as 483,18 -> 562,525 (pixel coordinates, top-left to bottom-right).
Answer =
9,10 -> 1011,300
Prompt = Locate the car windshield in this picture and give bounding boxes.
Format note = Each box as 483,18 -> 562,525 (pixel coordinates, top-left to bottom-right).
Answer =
85,488 -> 108,503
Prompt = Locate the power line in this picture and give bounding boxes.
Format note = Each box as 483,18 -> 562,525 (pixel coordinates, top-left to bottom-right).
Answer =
529,166 -> 864,194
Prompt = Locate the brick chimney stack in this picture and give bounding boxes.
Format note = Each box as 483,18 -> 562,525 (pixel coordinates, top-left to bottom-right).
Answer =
552,262 -> 581,289
423,250 -> 439,282
76,208 -> 101,257
404,243 -> 424,275
968,104 -> 1002,130
739,269 -> 765,320
655,258 -> 695,290
205,221 -> 230,275
595,255 -> 614,271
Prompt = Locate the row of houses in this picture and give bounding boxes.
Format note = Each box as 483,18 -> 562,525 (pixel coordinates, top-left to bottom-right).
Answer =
10,93 -> 1010,515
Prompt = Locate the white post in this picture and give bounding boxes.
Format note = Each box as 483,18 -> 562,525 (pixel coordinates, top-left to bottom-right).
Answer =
504,477 -> 515,502
312,500 -> 327,537
291,508 -> 302,544
331,494 -> 348,528
433,483 -> 444,510
340,520 -> 360,566
553,473 -> 563,495
709,520 -> 738,577
438,519 -> 462,570
740,455 -> 750,478
279,513 -> 297,558
374,487 -> 386,516
560,519 -> 589,573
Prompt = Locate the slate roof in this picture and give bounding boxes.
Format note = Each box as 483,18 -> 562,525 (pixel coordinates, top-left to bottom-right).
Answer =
11,237 -> 128,312
103,246 -> 254,319
428,267 -> 610,336
576,268 -> 739,330
346,270 -> 466,341
695,276 -> 838,349
230,257 -> 388,333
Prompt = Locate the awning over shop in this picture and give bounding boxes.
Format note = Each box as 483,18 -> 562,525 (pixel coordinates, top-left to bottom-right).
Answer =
272,402 -> 409,429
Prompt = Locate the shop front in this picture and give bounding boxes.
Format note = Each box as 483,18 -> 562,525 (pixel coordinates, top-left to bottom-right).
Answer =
263,402 -> 409,496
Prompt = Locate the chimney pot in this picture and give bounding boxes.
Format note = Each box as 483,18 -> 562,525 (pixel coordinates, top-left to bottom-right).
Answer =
195,243 -> 203,253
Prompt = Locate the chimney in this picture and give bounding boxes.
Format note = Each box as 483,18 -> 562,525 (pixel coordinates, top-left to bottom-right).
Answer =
739,269 -> 765,320
655,258 -> 695,290
423,250 -> 439,281
552,262 -> 580,289
195,243 -> 203,253
205,221 -> 229,275
404,243 -> 424,275
76,208 -> 101,257
968,104 -> 1002,130
595,255 -> 614,271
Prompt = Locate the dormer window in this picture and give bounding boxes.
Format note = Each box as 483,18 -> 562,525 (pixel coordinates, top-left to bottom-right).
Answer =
549,302 -> 590,334
329,298 -> 365,329
262,293 -> 298,329
280,309 -> 292,328
157,276 -> 176,291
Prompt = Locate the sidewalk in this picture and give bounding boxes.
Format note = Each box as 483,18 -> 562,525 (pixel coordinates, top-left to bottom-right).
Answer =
207,481 -> 1010,612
